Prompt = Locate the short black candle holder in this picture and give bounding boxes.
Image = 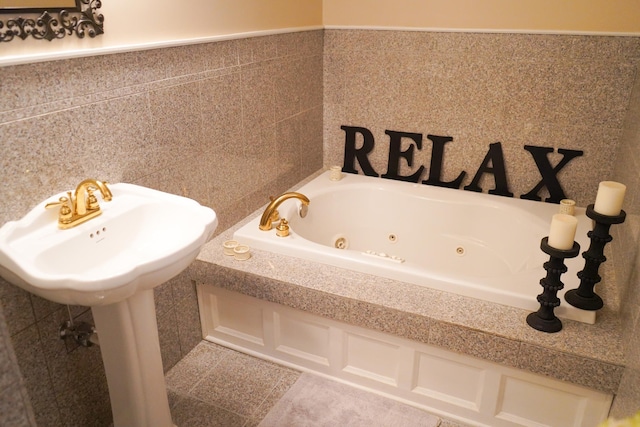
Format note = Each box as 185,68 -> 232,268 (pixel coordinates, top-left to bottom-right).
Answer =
527,237 -> 580,333
564,204 -> 626,311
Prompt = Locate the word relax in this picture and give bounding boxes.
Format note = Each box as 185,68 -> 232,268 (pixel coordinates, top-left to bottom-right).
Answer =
341,125 -> 584,204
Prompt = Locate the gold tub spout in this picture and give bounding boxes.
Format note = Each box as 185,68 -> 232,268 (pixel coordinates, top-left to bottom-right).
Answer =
259,192 -> 309,231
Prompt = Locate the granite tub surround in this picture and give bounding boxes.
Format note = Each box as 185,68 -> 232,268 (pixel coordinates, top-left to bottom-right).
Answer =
192,202 -> 625,396
323,30 -> 640,207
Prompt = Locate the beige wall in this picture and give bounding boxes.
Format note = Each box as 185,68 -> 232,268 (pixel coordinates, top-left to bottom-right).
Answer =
0,0 -> 323,65
4,0 -> 638,66
323,0 -> 640,34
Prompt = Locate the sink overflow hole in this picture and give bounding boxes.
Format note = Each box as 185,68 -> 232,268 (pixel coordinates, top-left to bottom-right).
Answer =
90,227 -> 107,239
388,233 -> 397,243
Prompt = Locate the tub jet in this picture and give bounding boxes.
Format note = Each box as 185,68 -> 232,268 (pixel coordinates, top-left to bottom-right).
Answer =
333,235 -> 348,249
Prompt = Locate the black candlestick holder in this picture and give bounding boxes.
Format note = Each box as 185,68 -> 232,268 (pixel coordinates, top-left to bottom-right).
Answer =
527,237 -> 580,333
564,204 -> 626,311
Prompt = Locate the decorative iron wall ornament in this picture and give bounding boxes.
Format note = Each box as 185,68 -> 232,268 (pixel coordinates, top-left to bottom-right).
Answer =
0,0 -> 103,42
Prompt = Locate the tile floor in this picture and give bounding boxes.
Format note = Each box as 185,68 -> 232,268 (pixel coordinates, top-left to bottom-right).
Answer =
165,341 -> 467,427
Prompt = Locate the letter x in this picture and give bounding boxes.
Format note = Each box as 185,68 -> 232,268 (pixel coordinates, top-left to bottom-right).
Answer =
521,145 -> 584,203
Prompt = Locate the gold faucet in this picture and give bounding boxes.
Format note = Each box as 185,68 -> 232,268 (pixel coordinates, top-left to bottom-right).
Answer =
259,192 -> 309,231
45,179 -> 113,229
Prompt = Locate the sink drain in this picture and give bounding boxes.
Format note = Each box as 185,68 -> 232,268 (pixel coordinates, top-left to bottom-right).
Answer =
456,246 -> 465,256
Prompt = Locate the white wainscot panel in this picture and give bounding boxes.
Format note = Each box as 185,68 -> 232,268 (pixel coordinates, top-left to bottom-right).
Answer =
274,311 -> 331,366
496,376 -> 611,427
342,332 -> 403,387
201,289 -> 265,346
414,352 -> 485,411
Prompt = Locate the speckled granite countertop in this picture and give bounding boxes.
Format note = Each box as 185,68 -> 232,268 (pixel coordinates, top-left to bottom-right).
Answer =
192,176 -> 625,396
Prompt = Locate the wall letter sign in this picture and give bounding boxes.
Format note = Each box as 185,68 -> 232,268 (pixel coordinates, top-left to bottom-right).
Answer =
341,125 -> 379,177
520,145 -> 584,203
381,130 -> 424,182
340,125 -> 584,203
463,142 -> 514,197
422,134 -> 466,189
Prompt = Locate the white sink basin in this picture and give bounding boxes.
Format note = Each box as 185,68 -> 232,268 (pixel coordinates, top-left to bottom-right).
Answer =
0,182 -> 217,426
0,183 -> 218,306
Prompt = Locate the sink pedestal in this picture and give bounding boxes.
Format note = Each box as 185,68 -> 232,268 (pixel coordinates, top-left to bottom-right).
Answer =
91,289 -> 174,427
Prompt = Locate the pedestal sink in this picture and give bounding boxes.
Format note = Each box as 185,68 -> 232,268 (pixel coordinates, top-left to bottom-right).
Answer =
0,183 -> 218,427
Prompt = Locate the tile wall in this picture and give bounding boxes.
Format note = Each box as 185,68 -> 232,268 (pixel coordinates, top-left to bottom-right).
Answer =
0,30 -> 323,426
324,30 -> 639,206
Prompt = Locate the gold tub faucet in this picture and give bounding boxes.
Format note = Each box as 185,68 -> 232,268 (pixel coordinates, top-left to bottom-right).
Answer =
45,179 -> 113,229
259,192 -> 309,231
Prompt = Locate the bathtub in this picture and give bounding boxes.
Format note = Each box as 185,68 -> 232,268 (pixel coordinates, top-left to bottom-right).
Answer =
234,171 -> 595,324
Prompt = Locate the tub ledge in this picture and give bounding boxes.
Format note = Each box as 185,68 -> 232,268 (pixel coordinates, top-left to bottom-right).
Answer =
191,217 -> 625,397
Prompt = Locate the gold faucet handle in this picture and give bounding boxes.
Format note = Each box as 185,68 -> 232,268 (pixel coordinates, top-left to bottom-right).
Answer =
45,196 -> 73,224
276,218 -> 290,237
86,187 -> 100,210
45,196 -> 70,210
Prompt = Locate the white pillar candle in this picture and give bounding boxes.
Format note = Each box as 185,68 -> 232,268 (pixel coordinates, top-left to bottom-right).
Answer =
548,214 -> 578,250
593,181 -> 626,216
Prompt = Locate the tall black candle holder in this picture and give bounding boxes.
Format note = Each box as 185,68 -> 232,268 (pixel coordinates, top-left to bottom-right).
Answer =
564,204 -> 626,310
527,237 -> 580,333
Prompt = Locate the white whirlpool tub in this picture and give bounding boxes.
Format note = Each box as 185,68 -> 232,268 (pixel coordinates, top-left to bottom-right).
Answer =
234,170 -> 594,324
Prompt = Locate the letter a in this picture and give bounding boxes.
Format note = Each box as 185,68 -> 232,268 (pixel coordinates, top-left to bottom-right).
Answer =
464,142 -> 514,197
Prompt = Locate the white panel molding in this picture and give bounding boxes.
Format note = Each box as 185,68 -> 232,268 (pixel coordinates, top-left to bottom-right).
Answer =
324,25 -> 640,37
0,26 -> 324,67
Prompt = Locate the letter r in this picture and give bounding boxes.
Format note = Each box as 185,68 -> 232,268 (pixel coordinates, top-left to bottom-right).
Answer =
341,125 -> 379,177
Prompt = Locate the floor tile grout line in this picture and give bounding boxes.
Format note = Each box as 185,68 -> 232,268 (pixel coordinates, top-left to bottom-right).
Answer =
186,345 -> 236,395
168,386 -> 253,425
246,371 -> 298,423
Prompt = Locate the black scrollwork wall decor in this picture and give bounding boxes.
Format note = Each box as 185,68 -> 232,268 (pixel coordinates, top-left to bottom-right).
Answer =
0,0 -> 103,42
